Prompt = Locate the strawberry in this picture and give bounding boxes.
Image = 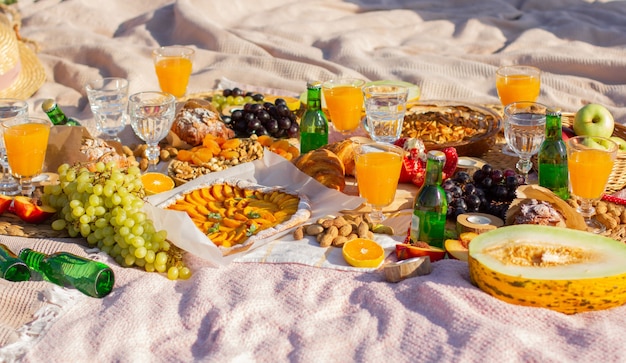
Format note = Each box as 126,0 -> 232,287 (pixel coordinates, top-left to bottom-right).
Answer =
394,137 -> 426,183
441,147 -> 458,180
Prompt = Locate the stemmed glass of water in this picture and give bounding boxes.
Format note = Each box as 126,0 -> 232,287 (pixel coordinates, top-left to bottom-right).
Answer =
128,92 -> 176,172
503,102 -> 546,180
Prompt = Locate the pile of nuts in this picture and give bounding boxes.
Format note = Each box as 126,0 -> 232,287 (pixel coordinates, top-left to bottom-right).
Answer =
293,214 -> 393,248
122,144 -> 179,171
569,198 -> 626,241
402,104 -> 493,144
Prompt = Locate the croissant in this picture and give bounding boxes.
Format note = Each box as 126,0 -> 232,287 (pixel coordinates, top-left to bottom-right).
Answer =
171,99 -> 234,147
293,149 -> 346,191
322,139 -> 356,176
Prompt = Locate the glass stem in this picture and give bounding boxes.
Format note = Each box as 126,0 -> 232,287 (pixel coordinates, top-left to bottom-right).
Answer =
578,198 -> 596,220
144,144 -> 160,172
369,206 -> 385,224
20,177 -> 34,197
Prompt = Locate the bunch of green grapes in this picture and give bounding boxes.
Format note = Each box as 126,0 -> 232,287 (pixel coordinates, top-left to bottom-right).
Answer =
42,162 -> 191,280
211,87 -> 265,111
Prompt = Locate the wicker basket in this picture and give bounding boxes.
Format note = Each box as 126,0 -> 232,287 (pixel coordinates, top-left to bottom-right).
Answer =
482,110 -> 626,194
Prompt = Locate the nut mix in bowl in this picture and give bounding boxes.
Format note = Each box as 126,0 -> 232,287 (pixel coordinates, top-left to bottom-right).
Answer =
401,101 -> 502,157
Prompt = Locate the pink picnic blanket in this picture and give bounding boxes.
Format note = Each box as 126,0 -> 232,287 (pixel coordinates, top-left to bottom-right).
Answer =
1,0 -> 626,362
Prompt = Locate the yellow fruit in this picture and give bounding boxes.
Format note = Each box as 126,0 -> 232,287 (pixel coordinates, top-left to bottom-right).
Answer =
364,80 -> 421,102
342,238 -> 385,268
141,173 -> 175,196
468,225 -> 626,314
265,95 -> 301,111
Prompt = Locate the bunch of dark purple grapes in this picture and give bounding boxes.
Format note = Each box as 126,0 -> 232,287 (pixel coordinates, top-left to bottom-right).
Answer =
223,99 -> 299,139
443,164 -> 526,221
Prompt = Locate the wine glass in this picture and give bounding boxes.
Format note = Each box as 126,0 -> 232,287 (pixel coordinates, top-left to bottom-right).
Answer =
354,141 -> 405,223
128,92 -> 176,172
0,99 -> 27,196
567,136 -> 618,233
322,78 -> 365,136
503,102 -> 546,181
2,117 -> 51,197
496,65 -> 541,156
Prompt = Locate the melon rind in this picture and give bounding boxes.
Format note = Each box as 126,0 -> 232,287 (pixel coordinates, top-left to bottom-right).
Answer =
468,225 -> 626,314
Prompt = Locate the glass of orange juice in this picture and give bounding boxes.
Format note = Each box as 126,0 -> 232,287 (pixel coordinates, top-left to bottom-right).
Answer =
354,141 -> 404,222
152,46 -> 195,98
567,135 -> 618,233
322,78 -> 366,135
495,65 -> 541,106
2,117 -> 51,197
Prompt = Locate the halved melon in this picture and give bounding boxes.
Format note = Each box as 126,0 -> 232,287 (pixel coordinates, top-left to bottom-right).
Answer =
468,225 -> 626,314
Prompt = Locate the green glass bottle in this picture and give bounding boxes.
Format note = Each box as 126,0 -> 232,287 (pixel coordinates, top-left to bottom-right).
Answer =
19,248 -> 114,298
538,108 -> 569,200
299,81 -> 328,154
41,99 -> 82,126
0,244 -> 30,282
410,150 -> 448,249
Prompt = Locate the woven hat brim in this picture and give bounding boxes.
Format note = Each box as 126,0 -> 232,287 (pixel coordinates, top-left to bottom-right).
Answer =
0,41 -> 46,99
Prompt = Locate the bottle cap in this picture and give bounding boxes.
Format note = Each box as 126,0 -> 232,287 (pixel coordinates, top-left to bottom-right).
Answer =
41,99 -> 57,113
427,150 -> 446,162
546,107 -> 562,117
306,81 -> 322,89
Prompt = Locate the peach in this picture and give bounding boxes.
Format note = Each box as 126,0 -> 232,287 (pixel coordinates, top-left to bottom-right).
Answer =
12,196 -> 56,224
395,243 -> 446,262
0,194 -> 12,215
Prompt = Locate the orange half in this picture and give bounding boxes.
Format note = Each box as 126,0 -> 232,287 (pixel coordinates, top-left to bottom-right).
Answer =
141,172 -> 175,195
342,238 -> 385,268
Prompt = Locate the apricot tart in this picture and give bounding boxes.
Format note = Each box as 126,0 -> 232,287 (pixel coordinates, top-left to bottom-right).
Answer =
160,179 -> 311,255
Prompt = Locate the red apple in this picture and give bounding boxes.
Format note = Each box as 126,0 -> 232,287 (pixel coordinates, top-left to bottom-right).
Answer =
11,196 -> 56,224
0,195 -> 12,215
444,239 -> 468,261
561,126 -> 575,141
395,243 -> 446,262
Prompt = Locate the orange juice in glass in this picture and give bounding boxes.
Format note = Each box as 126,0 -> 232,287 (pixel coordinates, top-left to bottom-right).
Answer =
495,65 -> 541,106
322,78 -> 365,135
567,135 -> 617,233
152,46 -> 195,98
354,142 -> 404,222
2,117 -> 51,197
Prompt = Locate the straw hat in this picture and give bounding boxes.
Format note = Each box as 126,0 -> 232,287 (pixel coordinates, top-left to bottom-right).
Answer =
0,7 -> 45,99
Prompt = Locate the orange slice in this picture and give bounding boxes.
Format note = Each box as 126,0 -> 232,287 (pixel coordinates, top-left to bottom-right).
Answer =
141,172 -> 175,196
342,238 -> 385,268
264,95 -> 301,111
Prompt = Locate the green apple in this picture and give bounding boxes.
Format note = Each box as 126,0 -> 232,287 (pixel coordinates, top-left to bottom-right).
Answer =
610,136 -> 626,152
582,137 -> 608,150
573,103 -> 614,138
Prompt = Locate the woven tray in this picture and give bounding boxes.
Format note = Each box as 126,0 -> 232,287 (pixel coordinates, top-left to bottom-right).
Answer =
0,212 -> 68,238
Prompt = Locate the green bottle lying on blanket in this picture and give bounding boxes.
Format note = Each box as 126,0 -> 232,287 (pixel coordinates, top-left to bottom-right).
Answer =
19,248 -> 114,298
0,244 -> 31,282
